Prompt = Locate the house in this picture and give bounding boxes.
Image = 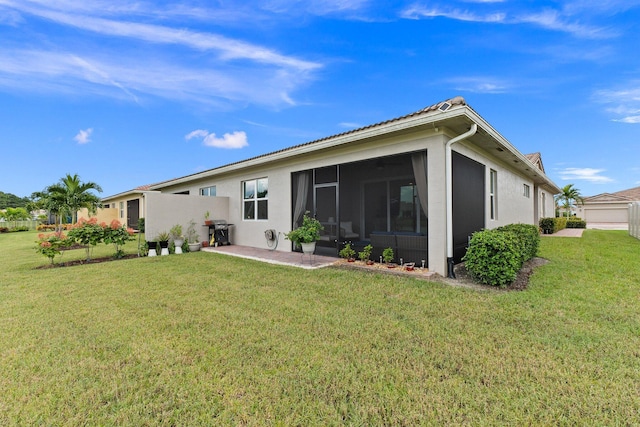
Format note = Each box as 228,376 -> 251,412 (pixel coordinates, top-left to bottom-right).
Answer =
83,184 -> 155,229
133,96 -> 559,277
577,186 -> 640,225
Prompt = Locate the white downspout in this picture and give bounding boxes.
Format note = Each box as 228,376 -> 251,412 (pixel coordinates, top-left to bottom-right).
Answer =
445,123 -> 478,278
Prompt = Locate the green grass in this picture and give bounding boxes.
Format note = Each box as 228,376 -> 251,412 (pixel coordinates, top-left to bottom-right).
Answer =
2,230 -> 640,425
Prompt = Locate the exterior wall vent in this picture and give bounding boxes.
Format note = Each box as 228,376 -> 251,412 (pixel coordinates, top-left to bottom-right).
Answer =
438,102 -> 452,112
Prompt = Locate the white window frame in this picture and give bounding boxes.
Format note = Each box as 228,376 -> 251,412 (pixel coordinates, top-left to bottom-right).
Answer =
200,186 -> 216,197
489,169 -> 497,220
242,178 -> 268,221
119,201 -> 124,219
523,184 -> 530,198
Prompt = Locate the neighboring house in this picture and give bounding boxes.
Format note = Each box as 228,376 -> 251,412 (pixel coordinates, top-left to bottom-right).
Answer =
577,186 -> 640,224
90,184 -> 155,230
139,96 -> 559,277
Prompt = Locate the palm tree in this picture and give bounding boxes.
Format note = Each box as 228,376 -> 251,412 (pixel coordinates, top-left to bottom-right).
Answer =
555,184 -> 584,218
46,174 -> 103,224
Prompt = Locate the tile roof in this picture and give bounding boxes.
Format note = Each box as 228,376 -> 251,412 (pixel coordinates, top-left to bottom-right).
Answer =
585,186 -> 640,202
524,152 -> 545,173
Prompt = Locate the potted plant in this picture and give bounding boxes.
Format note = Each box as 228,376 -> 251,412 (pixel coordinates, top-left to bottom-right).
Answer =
204,211 -> 212,226
339,242 -> 356,262
170,224 -> 184,254
285,212 -> 323,254
358,244 -> 374,265
186,219 -> 200,252
156,231 -> 170,256
382,247 -> 395,268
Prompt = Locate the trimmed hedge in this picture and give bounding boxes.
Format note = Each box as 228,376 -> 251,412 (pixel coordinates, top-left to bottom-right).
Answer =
463,229 -> 522,286
496,223 -> 540,261
539,217 -> 569,233
463,223 -> 540,287
566,218 -> 586,228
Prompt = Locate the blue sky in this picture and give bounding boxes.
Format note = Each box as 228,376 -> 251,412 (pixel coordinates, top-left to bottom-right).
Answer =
1,0 -> 639,199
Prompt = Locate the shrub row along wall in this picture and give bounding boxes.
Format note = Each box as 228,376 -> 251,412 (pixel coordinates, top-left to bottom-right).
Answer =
630,202 -> 640,240
539,216 -> 586,234
462,223 -> 540,287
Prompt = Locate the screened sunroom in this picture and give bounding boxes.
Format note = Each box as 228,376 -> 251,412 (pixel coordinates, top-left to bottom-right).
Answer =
291,151 -> 429,265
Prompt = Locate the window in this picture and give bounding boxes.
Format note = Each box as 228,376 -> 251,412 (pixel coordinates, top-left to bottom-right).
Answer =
243,178 -> 268,220
541,192 -> 547,217
523,184 -> 530,198
489,169 -> 497,220
119,202 -> 124,219
103,203 -> 110,208
200,186 -> 216,196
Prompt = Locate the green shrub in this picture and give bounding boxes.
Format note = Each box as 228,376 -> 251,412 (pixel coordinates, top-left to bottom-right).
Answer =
566,218 -> 586,229
553,217 -> 567,232
339,242 -> 355,259
463,229 -> 522,286
497,223 -> 540,261
539,217 -> 554,233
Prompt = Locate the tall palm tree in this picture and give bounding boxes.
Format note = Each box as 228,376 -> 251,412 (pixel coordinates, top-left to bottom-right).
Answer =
555,184 -> 584,218
46,174 -> 103,224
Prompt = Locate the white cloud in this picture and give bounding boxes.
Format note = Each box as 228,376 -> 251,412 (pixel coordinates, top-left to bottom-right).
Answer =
594,83 -> 640,124
338,122 -> 362,129
185,129 -> 248,149
400,4 -> 613,39
0,1 -> 322,107
401,6 -> 505,23
74,128 -> 93,144
446,76 -> 511,93
558,168 -> 614,183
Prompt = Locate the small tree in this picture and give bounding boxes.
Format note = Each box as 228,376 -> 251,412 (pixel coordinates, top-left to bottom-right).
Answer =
35,232 -> 68,265
103,219 -> 135,258
67,217 -> 105,261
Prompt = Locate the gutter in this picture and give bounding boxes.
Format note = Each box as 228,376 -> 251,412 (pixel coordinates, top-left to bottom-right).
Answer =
445,123 -> 478,278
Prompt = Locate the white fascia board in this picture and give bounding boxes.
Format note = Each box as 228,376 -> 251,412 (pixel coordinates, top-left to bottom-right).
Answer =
465,109 -> 562,194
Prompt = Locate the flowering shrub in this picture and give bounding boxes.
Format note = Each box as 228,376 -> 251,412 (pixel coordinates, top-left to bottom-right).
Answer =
102,219 -> 135,258
67,217 -> 105,261
37,224 -> 57,231
36,232 -> 69,264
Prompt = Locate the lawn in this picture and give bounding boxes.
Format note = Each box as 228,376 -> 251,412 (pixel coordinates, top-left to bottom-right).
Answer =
1,230 -> 639,425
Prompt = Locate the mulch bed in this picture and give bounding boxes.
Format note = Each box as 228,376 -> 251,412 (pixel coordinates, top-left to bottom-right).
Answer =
336,257 -> 549,291
449,257 -> 550,291
36,254 -> 139,269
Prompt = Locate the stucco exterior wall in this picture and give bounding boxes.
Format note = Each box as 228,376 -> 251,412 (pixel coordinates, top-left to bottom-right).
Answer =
144,192 -> 229,243
77,207 -> 118,224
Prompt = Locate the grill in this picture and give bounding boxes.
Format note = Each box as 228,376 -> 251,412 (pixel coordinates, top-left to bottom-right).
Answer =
209,219 -> 233,246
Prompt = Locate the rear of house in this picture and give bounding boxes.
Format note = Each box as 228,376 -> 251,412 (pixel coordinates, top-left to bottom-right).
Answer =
144,97 -> 559,277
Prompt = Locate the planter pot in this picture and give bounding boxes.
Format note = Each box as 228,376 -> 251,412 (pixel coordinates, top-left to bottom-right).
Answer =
188,242 -> 200,252
347,258 -> 356,263
174,238 -> 184,254
159,240 -> 170,256
205,220 -> 213,226
147,241 -> 158,257
366,260 -> 374,265
301,242 -> 316,254
202,241 -> 209,248
386,263 -> 396,269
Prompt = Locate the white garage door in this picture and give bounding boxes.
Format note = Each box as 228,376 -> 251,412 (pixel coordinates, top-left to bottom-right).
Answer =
585,207 -> 628,223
